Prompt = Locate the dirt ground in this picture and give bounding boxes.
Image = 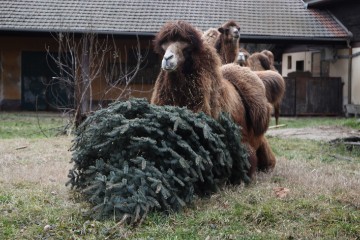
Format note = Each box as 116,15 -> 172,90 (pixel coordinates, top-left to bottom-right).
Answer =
266,125 -> 360,142
1,126 -> 358,186
0,136 -> 72,187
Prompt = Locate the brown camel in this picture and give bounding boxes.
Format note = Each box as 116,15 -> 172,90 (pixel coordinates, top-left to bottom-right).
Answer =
203,20 -> 241,64
254,70 -> 285,125
151,20 -> 276,178
237,48 -> 250,67
237,49 -> 285,125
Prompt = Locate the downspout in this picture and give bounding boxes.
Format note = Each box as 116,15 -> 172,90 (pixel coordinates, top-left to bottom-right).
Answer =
327,11 -> 354,105
347,41 -> 352,104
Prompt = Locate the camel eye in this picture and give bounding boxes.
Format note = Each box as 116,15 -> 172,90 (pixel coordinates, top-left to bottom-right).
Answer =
225,29 -> 229,34
161,43 -> 169,51
182,46 -> 193,56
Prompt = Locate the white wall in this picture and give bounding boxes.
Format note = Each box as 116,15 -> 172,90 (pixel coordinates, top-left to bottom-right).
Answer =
283,48 -> 360,106
281,51 -> 312,76
351,47 -> 360,105
329,48 -> 349,105
329,47 -> 360,105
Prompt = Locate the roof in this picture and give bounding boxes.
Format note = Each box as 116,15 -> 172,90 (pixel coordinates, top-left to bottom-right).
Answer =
0,0 -> 352,42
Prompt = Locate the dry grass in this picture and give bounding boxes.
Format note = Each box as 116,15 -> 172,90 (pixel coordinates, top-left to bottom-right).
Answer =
0,116 -> 359,239
0,136 -> 72,187
262,157 -> 360,213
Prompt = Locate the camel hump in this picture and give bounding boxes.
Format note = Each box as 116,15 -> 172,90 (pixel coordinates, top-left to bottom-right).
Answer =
202,28 -> 220,47
221,64 -> 271,136
248,52 -> 271,71
258,54 -> 271,70
255,70 -> 285,105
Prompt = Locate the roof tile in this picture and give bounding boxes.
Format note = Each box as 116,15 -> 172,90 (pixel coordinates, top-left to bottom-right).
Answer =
0,0 -> 350,41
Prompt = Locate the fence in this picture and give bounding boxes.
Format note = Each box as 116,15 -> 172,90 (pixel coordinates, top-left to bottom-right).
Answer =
280,77 -> 343,116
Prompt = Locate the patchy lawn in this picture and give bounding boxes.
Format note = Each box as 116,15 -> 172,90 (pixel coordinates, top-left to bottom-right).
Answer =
0,113 -> 359,239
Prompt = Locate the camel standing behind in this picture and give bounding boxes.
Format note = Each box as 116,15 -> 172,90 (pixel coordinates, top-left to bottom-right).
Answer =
247,52 -> 272,71
237,49 -> 285,125
261,50 -> 276,71
237,48 -> 250,67
238,49 -> 276,71
151,21 -> 276,178
254,70 -> 285,125
203,20 -> 240,64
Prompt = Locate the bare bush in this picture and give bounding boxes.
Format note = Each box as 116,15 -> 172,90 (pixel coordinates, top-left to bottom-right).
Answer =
46,33 -> 147,128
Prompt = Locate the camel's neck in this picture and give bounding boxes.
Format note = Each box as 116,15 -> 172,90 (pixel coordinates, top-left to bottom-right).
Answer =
163,70 -> 204,111
221,42 -> 238,64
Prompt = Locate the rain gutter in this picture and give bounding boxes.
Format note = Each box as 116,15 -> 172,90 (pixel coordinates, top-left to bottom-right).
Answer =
304,0 -> 339,8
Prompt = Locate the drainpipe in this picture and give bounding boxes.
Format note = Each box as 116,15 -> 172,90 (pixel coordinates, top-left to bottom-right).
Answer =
334,41 -> 360,106
327,11 -> 354,105
348,42 -> 352,104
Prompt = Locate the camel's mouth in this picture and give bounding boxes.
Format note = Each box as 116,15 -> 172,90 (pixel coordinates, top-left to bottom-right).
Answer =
162,66 -> 176,72
161,62 -> 177,72
161,58 -> 177,72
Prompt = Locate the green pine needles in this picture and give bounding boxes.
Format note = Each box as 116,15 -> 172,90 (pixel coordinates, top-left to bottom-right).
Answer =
68,98 -> 250,224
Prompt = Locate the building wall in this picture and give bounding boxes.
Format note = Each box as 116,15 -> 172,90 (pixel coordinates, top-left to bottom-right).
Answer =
351,47 -> 360,104
0,35 -> 158,110
329,47 -> 360,105
329,48 -> 349,105
281,51 -> 313,76
282,47 -> 360,107
0,36 -> 54,109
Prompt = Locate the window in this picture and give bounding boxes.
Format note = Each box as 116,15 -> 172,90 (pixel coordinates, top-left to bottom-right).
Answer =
287,55 -> 292,69
296,60 -> 304,71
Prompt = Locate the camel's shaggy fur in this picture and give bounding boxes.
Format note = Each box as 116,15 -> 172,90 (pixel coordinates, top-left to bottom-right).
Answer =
261,50 -> 276,70
152,21 -> 276,178
203,20 -> 240,64
202,28 -> 220,48
247,52 -> 271,71
237,49 -> 285,125
254,70 -> 285,125
243,50 -> 277,71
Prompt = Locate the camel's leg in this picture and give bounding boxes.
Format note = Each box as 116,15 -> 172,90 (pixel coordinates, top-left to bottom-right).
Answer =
256,137 -> 276,171
247,144 -> 258,179
274,102 -> 280,126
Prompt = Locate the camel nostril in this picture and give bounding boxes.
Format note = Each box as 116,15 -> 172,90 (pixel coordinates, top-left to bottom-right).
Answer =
164,54 -> 174,61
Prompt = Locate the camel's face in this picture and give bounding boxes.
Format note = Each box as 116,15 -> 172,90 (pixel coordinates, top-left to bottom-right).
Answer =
237,51 -> 248,64
229,26 -> 240,40
219,25 -> 240,42
161,41 -> 190,72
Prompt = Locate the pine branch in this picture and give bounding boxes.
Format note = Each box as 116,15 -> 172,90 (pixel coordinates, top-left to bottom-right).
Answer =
68,98 -> 250,224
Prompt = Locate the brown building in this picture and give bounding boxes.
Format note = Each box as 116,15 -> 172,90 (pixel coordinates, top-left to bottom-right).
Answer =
0,0 -> 352,113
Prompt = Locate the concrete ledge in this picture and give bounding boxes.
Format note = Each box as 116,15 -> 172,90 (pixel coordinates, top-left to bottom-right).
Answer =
345,104 -> 360,117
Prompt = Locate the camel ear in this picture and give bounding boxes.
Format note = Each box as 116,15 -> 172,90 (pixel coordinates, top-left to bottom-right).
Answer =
218,27 -> 224,34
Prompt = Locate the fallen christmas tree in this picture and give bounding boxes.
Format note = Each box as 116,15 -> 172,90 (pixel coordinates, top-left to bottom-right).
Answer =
67,98 -> 250,224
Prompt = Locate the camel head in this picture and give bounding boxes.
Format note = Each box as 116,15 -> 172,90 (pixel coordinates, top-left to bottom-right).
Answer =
160,41 -> 190,72
237,48 -> 249,66
154,21 -> 204,72
237,52 -> 247,65
218,20 -> 240,43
